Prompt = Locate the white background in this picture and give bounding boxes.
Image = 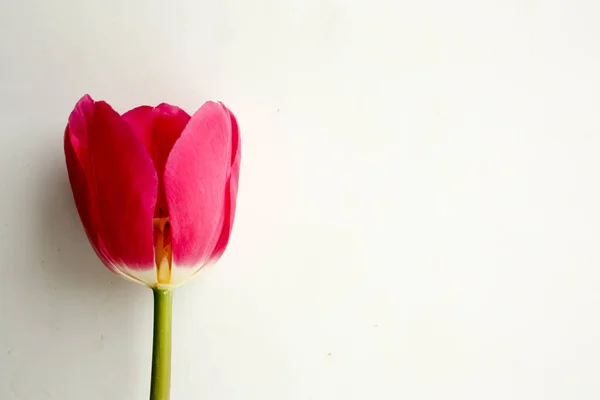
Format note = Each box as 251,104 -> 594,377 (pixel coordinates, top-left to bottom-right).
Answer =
1,0 -> 600,399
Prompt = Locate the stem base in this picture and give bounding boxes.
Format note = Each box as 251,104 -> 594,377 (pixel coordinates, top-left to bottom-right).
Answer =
150,288 -> 173,400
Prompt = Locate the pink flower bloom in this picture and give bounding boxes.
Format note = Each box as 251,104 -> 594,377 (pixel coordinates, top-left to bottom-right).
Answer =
64,95 -> 240,288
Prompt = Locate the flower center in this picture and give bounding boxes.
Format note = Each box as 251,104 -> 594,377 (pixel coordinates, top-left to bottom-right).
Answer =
153,217 -> 172,284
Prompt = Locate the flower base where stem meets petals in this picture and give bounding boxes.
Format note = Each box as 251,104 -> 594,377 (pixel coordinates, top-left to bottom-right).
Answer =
150,288 -> 173,400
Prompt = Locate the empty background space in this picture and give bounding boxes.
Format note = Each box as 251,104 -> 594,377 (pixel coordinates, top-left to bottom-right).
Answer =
1,0 -> 599,399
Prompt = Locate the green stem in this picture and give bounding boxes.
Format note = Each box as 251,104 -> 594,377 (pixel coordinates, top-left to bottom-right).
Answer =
150,288 -> 173,400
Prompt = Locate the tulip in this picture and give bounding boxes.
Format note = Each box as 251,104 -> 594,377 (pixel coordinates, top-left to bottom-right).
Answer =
64,94 -> 240,399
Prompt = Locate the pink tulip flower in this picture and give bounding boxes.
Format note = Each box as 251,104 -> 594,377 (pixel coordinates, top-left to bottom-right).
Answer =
64,94 -> 240,289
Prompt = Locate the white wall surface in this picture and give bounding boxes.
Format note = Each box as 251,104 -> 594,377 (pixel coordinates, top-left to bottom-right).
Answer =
1,0 -> 600,399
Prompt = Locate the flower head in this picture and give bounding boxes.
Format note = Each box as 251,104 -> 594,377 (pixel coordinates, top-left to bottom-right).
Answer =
64,95 -> 240,288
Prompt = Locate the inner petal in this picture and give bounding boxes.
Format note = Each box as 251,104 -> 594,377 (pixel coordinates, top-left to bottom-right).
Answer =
122,103 -> 191,219
151,105 -> 191,218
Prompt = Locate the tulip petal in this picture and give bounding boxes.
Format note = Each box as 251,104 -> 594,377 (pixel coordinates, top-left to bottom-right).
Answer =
123,104 -> 190,217
65,95 -> 116,269
64,125 -> 99,256
79,100 -> 158,269
151,104 -> 191,171
164,102 -> 233,268
66,95 -> 94,166
121,106 -> 154,152
151,104 -> 191,218
210,107 -> 241,259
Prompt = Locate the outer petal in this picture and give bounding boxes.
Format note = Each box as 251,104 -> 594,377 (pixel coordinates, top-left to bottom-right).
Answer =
65,95 -> 158,284
65,95 -> 113,268
164,102 -> 233,274
64,124 -> 98,254
210,106 -> 241,259
87,101 -> 158,269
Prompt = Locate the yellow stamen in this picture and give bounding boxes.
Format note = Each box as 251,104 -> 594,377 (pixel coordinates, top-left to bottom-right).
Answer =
153,217 -> 172,285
